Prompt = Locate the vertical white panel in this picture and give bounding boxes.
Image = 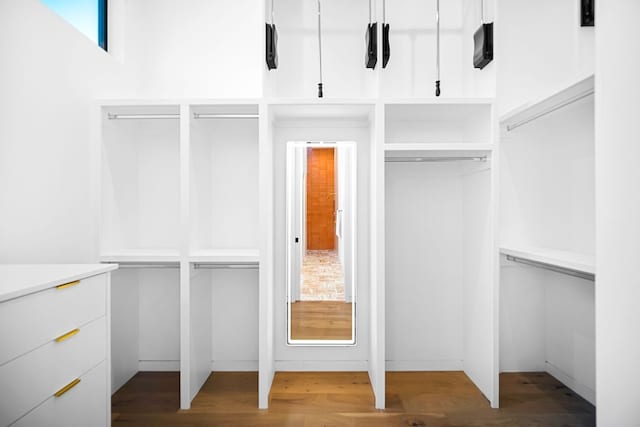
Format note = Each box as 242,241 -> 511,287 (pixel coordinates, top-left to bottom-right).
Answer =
596,1 -> 640,424
370,103 -> 385,409
179,104 -> 191,409
462,165 -> 495,405
110,269 -> 139,393
258,103 -> 275,409
190,269 -> 212,399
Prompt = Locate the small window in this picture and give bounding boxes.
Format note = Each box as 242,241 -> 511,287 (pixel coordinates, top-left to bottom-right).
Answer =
41,0 -> 107,51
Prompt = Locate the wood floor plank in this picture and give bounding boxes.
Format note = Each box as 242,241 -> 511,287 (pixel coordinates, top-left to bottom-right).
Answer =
112,371 -> 595,426
290,301 -> 353,340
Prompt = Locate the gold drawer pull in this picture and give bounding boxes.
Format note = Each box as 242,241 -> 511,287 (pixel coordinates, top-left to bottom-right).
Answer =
55,328 -> 80,343
54,378 -> 81,398
55,280 -> 80,290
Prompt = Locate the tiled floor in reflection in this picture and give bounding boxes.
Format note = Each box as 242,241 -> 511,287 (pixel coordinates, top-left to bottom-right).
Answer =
300,250 -> 345,301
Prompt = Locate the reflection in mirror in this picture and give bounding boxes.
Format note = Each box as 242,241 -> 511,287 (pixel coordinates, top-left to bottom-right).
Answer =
287,141 -> 356,345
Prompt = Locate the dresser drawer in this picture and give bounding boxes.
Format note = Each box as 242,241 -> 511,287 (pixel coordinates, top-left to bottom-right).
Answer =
0,316 -> 106,427
11,360 -> 108,427
0,273 -> 106,366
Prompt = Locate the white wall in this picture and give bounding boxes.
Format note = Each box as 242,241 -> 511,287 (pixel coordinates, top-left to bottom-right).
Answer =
0,0 -> 134,263
497,0 -> 594,115
596,1 -> 640,425
124,0 -> 262,99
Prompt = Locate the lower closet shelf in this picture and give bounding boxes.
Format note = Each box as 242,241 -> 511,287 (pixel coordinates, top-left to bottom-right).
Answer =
500,245 -> 595,276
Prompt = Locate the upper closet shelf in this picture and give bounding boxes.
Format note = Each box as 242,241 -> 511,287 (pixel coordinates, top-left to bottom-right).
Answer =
500,74 -> 594,132
99,249 -> 181,263
189,249 -> 259,264
500,244 -> 595,275
384,143 -> 495,152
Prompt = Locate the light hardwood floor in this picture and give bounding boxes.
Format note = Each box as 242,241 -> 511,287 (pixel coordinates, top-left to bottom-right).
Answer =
112,371 -> 595,426
290,301 -> 352,340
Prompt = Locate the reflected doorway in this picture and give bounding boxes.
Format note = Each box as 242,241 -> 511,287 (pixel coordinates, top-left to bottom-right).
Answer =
287,142 -> 356,345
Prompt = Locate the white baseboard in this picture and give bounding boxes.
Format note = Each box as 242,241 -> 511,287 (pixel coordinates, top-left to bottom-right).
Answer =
545,362 -> 595,406
275,360 -> 368,371
211,360 -> 258,371
386,360 -> 464,371
138,360 -> 180,371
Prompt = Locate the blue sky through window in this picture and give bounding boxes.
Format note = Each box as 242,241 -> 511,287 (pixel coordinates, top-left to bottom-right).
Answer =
41,0 -> 106,49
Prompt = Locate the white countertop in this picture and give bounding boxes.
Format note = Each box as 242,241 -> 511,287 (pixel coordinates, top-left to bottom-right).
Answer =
0,264 -> 118,303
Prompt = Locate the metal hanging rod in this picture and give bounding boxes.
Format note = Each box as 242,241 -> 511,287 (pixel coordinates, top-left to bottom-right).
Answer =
505,255 -> 595,281
506,88 -> 594,132
107,113 -> 179,120
193,113 -> 258,119
385,156 -> 487,163
104,262 -> 180,269
193,263 -> 258,270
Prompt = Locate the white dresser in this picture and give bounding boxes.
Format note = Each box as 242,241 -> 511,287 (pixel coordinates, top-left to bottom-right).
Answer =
0,264 -> 117,427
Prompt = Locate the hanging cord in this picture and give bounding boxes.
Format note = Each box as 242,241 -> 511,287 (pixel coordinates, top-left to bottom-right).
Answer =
369,0 -> 372,24
480,0 -> 484,25
383,0 -> 386,23
271,0 -> 275,24
317,0 -> 323,97
435,0 -> 440,96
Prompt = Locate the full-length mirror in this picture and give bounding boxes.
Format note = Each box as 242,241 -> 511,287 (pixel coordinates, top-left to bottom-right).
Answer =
286,141 -> 356,345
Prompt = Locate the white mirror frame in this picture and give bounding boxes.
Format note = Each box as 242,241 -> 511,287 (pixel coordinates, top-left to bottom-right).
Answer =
286,141 -> 357,346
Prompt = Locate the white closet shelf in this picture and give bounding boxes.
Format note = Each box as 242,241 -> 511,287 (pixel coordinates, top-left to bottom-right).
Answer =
382,98 -> 494,105
384,143 -> 495,152
189,249 -> 259,263
500,244 -> 595,275
500,74 -> 594,132
99,249 -> 181,263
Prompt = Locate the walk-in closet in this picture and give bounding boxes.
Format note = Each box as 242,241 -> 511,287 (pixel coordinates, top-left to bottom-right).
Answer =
3,0 -> 640,426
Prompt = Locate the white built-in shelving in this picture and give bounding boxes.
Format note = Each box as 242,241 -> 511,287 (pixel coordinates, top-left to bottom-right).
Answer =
499,72 -> 596,405
98,101 -> 262,411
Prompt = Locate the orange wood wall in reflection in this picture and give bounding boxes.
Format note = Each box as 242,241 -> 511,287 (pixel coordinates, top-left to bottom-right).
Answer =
306,148 -> 336,250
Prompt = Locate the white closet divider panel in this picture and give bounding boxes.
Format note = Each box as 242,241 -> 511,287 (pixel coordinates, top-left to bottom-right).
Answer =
100,105 -> 181,257
369,102 -> 386,409
189,267 -> 213,401
258,102 -> 275,409
461,158 -> 496,406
